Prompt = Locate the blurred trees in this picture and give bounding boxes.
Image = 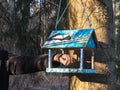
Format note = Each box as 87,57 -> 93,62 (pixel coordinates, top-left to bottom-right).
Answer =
0,1 -> 69,90
114,0 -> 120,89
0,0 -> 119,90
115,0 -> 120,58
0,0 -> 58,55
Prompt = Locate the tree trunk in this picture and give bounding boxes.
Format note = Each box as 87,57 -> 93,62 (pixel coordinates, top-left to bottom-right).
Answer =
67,0 -> 116,90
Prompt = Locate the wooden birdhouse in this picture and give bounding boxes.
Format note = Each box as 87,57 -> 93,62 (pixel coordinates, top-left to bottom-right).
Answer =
42,28 -> 97,73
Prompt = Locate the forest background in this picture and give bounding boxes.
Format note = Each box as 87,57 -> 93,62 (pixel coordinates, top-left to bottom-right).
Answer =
0,0 -> 120,90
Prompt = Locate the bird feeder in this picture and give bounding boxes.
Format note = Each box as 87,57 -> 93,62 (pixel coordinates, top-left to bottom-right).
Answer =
42,28 -> 97,74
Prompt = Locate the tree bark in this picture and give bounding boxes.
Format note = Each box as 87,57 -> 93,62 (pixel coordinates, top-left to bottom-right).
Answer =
67,0 -> 116,90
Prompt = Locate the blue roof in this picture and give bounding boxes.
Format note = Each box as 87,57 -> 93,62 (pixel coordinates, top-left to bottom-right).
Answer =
42,28 -> 97,49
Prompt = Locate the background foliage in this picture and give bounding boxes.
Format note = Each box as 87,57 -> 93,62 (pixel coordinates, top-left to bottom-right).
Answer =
114,0 -> 120,71
0,0 -> 119,89
0,0 -> 69,90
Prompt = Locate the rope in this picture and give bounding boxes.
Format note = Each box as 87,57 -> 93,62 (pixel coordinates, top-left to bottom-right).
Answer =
55,0 -> 76,29
55,0 -> 62,29
55,0 -> 92,29
81,0 -> 92,28
56,1 -> 70,27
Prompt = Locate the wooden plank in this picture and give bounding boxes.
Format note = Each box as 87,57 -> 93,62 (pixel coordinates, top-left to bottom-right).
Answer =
46,68 -> 96,74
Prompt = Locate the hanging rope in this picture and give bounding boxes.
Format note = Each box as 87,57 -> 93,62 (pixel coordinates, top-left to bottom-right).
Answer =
55,0 -> 62,29
55,0 -> 92,29
81,0 -> 92,28
55,0 -> 76,29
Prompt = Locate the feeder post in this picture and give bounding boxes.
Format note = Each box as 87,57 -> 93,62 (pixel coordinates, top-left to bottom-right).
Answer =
48,49 -> 52,68
91,49 -> 95,69
80,48 -> 84,69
